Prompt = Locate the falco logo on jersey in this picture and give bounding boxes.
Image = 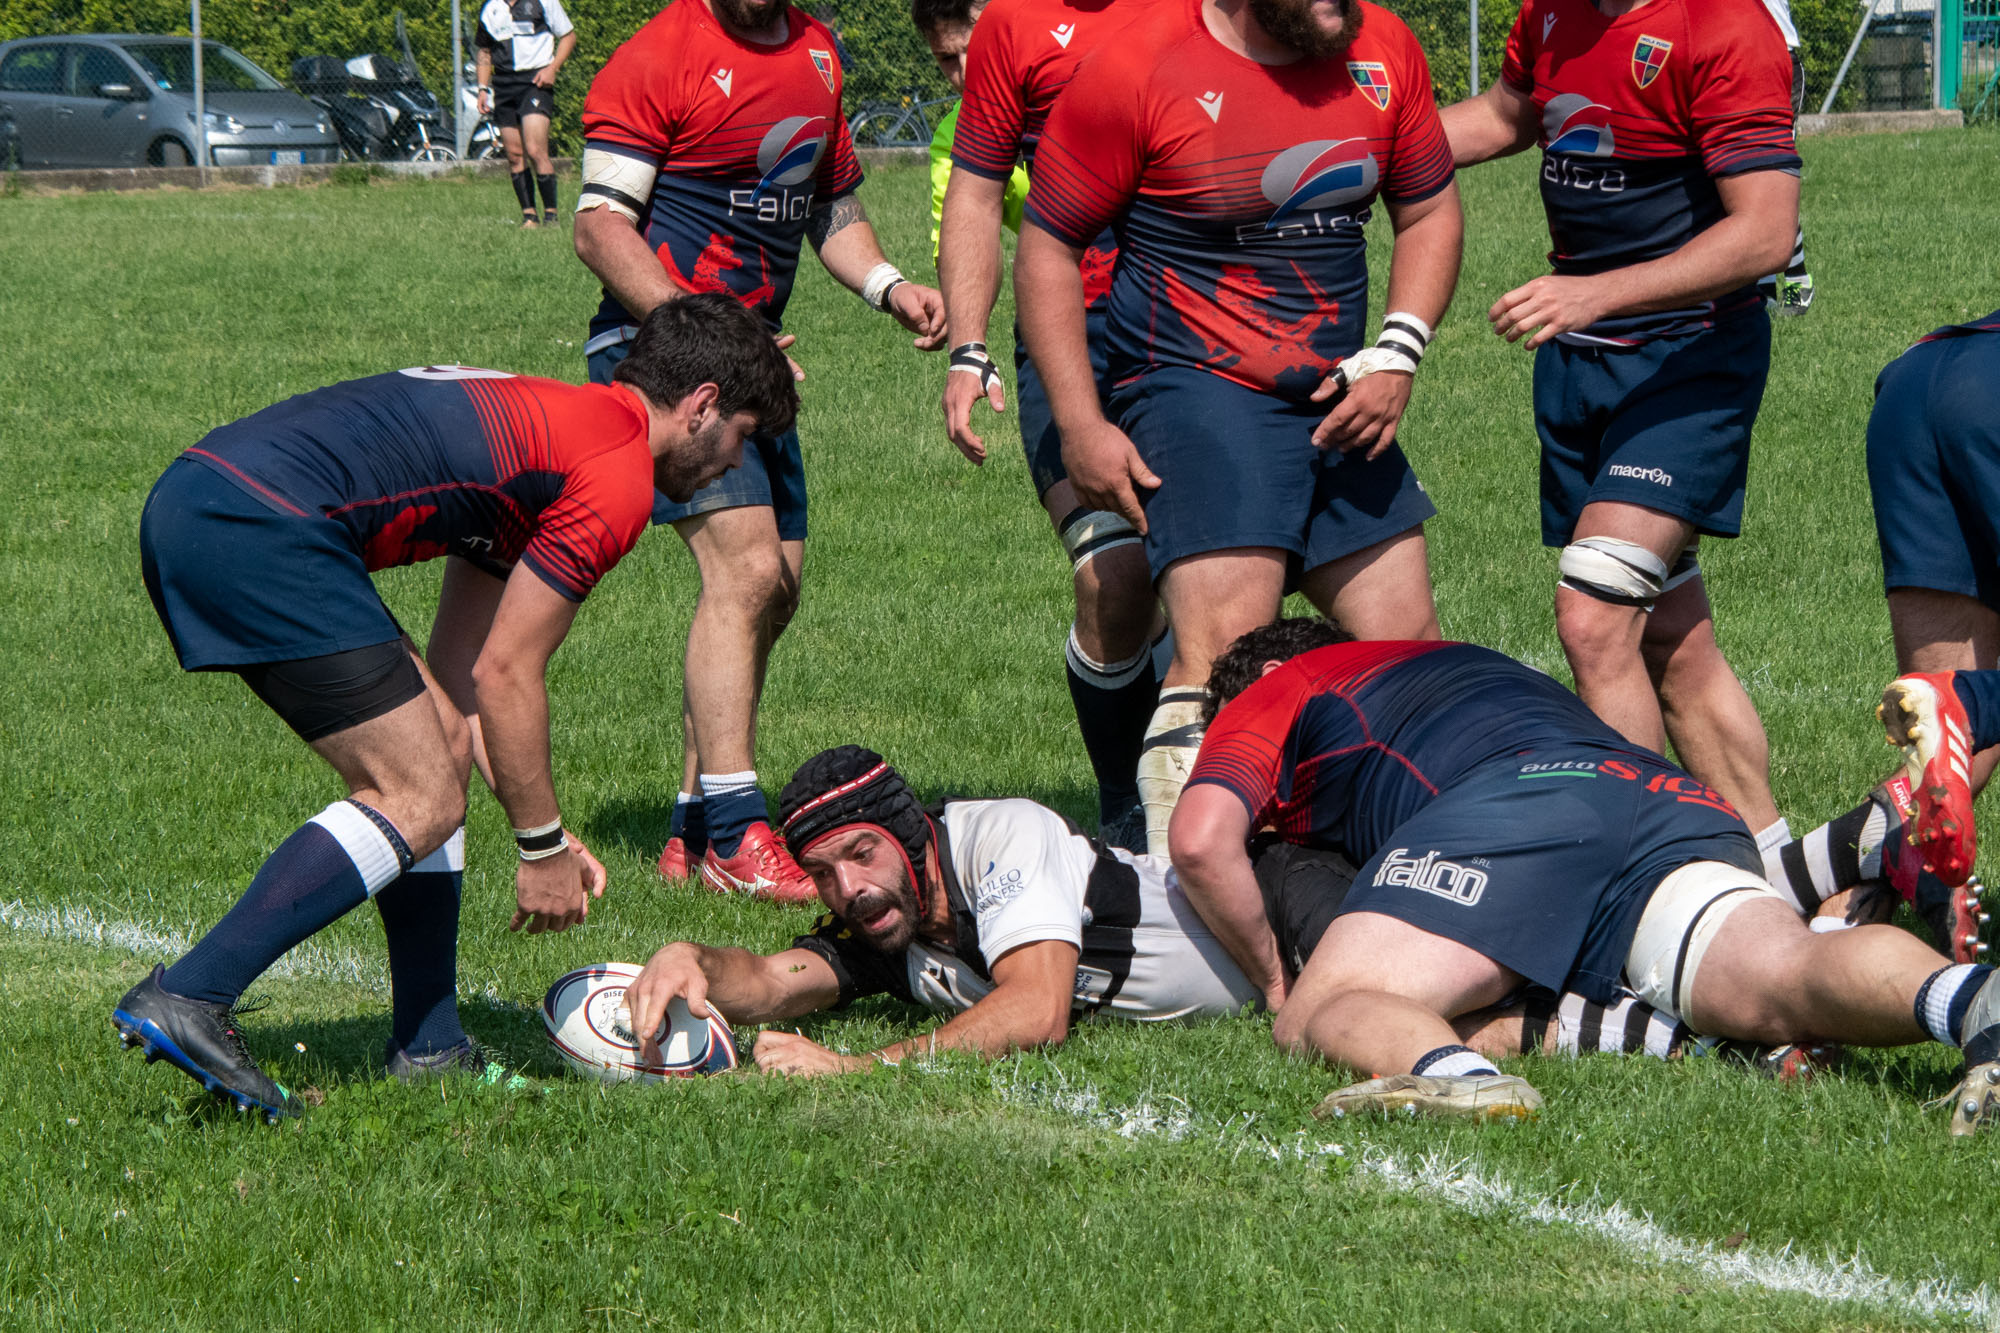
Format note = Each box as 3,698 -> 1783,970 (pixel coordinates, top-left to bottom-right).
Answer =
1260,138 -> 1379,229
1373,847 -> 1489,907
1543,93 -> 1615,156
710,67 -> 734,96
810,47 -> 836,92
753,115 -> 827,197
1196,90 -> 1223,122
1051,21 -> 1075,47
1632,34 -> 1672,88
1347,61 -> 1391,110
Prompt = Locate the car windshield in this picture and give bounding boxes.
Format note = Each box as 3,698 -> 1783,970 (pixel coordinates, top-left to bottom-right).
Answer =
122,41 -> 282,92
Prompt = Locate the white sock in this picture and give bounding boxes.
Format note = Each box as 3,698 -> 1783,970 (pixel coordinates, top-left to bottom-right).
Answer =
675,791 -> 702,810
308,800 -> 408,896
698,771 -> 759,800
1138,689 -> 1207,858
408,826 -> 466,874
1411,1044 -> 1500,1079
1754,818 -> 1793,884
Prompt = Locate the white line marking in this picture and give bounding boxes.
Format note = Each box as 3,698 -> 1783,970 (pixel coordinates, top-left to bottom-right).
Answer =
997,1069 -> 2000,1328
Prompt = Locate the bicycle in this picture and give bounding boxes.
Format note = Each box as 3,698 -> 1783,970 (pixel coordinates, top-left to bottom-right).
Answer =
846,86 -> 957,149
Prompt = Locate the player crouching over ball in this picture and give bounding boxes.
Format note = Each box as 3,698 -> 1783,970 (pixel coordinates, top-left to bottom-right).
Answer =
1171,618 -> 2000,1134
621,745 -> 1266,1077
112,294 -> 796,1121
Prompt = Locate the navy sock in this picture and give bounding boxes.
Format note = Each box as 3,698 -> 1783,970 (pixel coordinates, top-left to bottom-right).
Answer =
670,796 -> 710,857
162,809 -> 402,1007
701,775 -> 766,859
1953,671 -> 2000,752
1064,628 -> 1158,824
374,829 -> 466,1056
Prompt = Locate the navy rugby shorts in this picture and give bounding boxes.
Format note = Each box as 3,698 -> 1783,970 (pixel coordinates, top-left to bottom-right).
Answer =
589,335 -> 807,541
1867,331 -> 2000,609
1535,311 -> 1770,545
1107,365 -> 1435,581
1335,747 -> 1760,1005
1012,305 -> 1111,501
141,457 -> 406,671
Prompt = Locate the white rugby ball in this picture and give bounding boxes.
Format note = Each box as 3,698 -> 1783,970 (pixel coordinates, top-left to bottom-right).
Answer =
542,961 -> 739,1082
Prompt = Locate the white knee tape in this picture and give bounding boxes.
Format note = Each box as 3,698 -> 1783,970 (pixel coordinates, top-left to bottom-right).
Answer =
1059,508 -> 1141,573
1558,536 -> 1671,607
1661,544 -> 1701,594
1138,690 -> 1209,859
1625,861 -> 1790,1021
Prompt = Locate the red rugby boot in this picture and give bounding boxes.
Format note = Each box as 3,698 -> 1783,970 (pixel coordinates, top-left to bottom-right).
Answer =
656,836 -> 697,881
1879,672 -> 1979,887
700,822 -> 817,905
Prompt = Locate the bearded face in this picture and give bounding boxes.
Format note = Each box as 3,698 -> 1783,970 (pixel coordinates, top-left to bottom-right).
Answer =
711,0 -> 789,37
1245,0 -> 1364,60
655,411 -> 748,503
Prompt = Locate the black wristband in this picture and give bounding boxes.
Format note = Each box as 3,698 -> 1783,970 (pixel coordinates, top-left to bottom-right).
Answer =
514,823 -> 566,854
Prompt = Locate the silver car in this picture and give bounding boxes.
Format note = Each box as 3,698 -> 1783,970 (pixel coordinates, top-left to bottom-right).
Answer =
0,34 -> 339,169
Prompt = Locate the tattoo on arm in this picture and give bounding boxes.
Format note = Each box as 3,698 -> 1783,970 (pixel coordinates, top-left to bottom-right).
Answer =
805,192 -> 867,251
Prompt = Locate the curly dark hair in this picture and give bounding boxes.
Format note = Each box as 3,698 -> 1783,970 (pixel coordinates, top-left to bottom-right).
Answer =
1201,617 -> 1354,725
909,0 -> 981,34
613,292 -> 798,438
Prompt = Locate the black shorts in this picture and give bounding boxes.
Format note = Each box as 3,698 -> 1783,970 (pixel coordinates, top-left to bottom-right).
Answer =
237,641 -> 427,743
492,74 -> 553,129
1252,837 -> 1359,975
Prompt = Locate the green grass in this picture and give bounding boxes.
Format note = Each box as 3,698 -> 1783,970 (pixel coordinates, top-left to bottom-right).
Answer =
4,130 -> 2000,1329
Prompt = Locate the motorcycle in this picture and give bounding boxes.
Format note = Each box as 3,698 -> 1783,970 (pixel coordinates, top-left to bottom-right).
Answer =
292,40 -> 453,163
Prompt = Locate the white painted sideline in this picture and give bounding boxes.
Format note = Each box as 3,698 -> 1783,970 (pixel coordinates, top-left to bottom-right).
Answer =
997,1069 -> 2000,1329
0,897 -> 386,985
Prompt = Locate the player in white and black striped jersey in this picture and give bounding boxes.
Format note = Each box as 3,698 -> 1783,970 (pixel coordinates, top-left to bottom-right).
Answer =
474,0 -> 576,227
1756,0 -> 1815,313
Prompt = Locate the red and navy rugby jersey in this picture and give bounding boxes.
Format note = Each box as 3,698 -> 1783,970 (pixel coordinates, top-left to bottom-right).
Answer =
1188,640 -> 1643,858
181,368 -> 656,602
581,0 -> 863,340
1501,0 -> 1799,344
953,0 -> 1162,306
1916,310 -> 2000,345
1025,0 -> 1454,400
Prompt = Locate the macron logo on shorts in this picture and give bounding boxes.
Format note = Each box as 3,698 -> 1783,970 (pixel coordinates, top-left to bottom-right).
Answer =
1374,848 -> 1490,907
1607,464 -> 1673,487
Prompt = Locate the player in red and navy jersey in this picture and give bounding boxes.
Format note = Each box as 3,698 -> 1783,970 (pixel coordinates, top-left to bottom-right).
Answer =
1171,618 -> 2000,1132
1016,0 -> 1462,860
1441,0 -> 1802,873
573,0 -> 947,903
114,297 -> 797,1122
934,0 -> 1168,851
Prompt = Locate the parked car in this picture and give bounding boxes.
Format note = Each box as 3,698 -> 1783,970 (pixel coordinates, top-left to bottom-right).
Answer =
0,34 -> 339,170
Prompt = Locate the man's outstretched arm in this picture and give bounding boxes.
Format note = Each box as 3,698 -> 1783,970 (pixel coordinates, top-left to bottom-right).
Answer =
1172,783 -> 1288,1010
625,941 -> 843,1064
754,938 -> 1080,1075
807,191 -> 948,350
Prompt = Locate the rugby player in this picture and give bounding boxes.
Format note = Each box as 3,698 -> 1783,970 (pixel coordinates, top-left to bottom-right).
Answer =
1016,0 -> 1460,859
113,297 -> 798,1120
908,0 -> 1025,264
1172,618 -> 2000,1133
574,0 -> 947,902
623,746 -> 1675,1074
473,0 -> 576,226
1439,0 -> 1802,863
933,0 -> 1167,849
1754,0 -> 1814,314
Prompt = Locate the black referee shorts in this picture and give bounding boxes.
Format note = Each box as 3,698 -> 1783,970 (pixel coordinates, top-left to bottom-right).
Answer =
492,74 -> 554,129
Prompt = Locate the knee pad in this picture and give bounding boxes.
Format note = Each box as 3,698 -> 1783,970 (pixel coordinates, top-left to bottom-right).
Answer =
1058,506 -> 1141,574
1557,536 -> 1670,609
1662,544 -> 1700,595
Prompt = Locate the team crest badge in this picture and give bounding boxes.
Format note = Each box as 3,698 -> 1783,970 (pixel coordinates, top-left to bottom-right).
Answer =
1347,61 -> 1391,111
1631,35 -> 1672,89
809,47 -> 835,92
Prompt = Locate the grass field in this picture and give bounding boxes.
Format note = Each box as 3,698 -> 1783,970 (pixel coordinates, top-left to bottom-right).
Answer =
4,129 -> 2000,1330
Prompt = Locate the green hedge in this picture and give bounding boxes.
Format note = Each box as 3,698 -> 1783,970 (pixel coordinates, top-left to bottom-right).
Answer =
0,0 -> 1902,157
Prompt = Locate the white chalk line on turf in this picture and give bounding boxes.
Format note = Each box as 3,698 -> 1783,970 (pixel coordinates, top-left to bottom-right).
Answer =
0,898 -> 531,1013
998,1070 -> 2000,1329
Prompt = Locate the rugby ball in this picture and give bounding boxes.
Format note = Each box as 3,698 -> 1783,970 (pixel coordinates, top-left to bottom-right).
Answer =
541,961 -> 739,1082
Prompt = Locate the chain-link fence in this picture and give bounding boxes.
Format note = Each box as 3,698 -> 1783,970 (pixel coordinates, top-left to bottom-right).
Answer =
1,0 -> 1982,174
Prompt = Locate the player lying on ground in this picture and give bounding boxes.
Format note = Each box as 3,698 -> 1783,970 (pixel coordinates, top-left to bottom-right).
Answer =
622,746 -> 1753,1078
1172,618 -> 2000,1133
575,0 -> 946,903
1016,0 -> 1460,859
113,296 -> 797,1120
929,0 -> 1169,849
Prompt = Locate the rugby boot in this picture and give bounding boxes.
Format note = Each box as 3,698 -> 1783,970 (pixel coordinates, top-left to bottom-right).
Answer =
1311,1072 -> 1542,1123
1947,971 -> 2000,1135
1772,272 -> 1815,316
385,1037 -> 531,1089
1879,673 -> 1979,887
656,836 -> 698,881
1691,1037 -> 1844,1085
113,965 -> 296,1122
1875,784 -> 1987,962
700,822 -> 817,905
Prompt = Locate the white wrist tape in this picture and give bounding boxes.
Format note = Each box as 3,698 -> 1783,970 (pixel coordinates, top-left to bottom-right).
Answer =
861,262 -> 907,312
1330,311 -> 1434,391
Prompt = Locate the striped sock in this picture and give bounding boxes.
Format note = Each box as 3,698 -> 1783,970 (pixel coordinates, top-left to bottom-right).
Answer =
1767,801 -> 1884,911
1522,990 -> 1689,1060
1916,964 -> 1992,1046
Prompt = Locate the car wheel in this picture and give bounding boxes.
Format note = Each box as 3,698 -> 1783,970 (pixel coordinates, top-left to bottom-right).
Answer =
150,138 -> 191,167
